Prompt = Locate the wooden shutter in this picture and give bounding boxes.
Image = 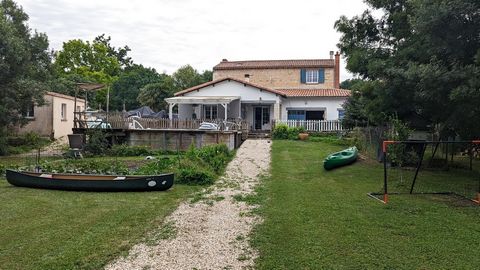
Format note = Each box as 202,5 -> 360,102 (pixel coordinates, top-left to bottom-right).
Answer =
300,69 -> 306,83
318,69 -> 325,83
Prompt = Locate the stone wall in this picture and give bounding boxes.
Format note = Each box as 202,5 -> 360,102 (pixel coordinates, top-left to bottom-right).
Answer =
126,130 -> 243,151
213,68 -> 335,89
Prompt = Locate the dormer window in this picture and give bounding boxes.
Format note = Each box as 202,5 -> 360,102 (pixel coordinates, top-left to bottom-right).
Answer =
306,70 -> 319,83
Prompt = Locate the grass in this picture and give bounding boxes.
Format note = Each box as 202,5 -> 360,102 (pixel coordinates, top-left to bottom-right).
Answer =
0,155 -> 200,270
252,140 -> 480,269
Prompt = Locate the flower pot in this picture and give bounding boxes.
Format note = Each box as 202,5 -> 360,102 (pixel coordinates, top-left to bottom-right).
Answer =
298,133 -> 309,140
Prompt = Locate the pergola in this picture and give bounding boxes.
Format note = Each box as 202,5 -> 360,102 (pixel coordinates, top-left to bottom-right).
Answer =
165,96 -> 240,120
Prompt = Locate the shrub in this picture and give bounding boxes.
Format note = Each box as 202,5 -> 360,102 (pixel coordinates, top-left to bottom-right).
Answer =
110,144 -> 154,156
134,157 -> 176,175
287,126 -> 305,140
84,129 -> 109,156
39,159 -> 129,175
272,124 -> 289,139
176,162 -> 215,185
272,124 -> 306,140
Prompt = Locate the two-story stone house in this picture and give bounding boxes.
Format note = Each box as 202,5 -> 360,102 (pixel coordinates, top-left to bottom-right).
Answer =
166,51 -> 350,131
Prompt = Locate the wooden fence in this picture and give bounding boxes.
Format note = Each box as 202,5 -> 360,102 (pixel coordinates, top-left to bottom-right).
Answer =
74,112 -> 248,132
273,120 -> 344,132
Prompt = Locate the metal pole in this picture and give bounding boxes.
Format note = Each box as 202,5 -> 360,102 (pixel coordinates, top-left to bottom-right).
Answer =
74,86 -> 78,128
410,143 -> 427,194
383,144 -> 388,204
106,86 -> 110,123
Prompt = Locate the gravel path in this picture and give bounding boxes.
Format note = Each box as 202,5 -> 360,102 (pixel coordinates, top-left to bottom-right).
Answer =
106,139 -> 271,270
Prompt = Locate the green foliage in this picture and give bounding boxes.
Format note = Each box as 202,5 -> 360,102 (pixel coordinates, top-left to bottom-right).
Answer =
385,117 -> 413,166
133,157 -> 175,175
110,64 -> 164,111
272,124 -> 289,139
176,160 -> 216,186
272,124 -> 305,140
39,159 -> 129,175
0,0 -> 52,153
137,75 -> 175,111
84,129 -> 109,155
335,0 -> 480,138
172,65 -> 206,90
109,144 -> 154,157
132,144 -> 233,185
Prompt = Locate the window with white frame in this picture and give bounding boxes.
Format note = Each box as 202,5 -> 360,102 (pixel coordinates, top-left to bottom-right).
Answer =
204,105 -> 217,119
306,70 -> 319,83
61,103 -> 67,120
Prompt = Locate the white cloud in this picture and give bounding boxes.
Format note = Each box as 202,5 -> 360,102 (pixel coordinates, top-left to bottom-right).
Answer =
18,0 -> 369,80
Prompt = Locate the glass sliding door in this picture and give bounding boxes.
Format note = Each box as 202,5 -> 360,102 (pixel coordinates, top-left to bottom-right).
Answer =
254,106 -> 271,130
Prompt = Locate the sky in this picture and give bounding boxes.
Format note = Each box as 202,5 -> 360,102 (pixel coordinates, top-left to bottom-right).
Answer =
18,0 -> 370,81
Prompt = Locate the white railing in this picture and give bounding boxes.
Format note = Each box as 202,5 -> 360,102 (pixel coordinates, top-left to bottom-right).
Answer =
274,120 -> 344,132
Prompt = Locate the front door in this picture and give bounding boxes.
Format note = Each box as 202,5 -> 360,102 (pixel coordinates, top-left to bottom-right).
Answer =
254,106 -> 270,130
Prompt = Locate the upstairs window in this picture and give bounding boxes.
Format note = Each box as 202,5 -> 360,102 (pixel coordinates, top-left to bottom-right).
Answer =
300,69 -> 325,84
306,70 -> 319,83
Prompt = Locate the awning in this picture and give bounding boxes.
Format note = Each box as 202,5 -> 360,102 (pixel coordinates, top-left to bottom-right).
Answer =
165,96 -> 240,105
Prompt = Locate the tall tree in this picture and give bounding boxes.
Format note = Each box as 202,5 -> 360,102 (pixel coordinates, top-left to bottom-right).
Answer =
94,34 -> 133,68
0,0 -> 52,154
110,64 -> 163,111
137,75 -> 175,111
172,65 -> 208,90
335,0 -> 480,138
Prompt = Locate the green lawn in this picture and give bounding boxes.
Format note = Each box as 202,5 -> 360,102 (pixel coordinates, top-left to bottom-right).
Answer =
253,140 -> 480,269
0,172 -> 199,270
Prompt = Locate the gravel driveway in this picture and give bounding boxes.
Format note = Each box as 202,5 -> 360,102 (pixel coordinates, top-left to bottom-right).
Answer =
106,139 -> 271,270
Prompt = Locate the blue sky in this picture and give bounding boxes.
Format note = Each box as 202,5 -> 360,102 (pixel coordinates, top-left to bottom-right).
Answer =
18,0 -> 370,80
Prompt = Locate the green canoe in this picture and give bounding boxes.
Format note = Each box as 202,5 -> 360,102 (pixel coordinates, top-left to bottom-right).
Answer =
323,146 -> 358,170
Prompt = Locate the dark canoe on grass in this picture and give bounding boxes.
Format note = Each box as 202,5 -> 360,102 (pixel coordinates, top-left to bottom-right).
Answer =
5,170 -> 174,192
323,146 -> 358,170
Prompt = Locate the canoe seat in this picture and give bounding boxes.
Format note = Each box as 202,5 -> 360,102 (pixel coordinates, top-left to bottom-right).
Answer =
113,176 -> 126,180
40,174 -> 53,178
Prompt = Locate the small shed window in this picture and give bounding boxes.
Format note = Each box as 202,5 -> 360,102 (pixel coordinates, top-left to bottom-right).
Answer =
25,104 -> 35,118
61,103 -> 67,120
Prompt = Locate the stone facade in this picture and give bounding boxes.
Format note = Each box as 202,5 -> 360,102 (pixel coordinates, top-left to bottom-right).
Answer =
213,67 -> 335,89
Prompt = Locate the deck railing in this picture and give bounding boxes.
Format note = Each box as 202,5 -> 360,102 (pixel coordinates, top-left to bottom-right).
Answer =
73,112 -> 249,132
273,119 -> 344,132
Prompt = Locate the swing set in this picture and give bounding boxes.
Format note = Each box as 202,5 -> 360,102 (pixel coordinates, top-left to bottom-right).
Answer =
368,140 -> 480,204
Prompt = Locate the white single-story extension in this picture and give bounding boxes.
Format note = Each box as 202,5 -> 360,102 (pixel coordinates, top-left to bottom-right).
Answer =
165,77 -> 350,131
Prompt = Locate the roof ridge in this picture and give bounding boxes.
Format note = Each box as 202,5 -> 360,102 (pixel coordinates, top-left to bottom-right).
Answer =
174,77 -> 287,97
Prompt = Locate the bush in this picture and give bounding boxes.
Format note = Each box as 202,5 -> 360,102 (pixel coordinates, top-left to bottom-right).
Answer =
85,129 -> 109,156
133,157 -> 176,175
176,161 -> 216,185
39,159 -> 129,175
109,144 -> 154,156
272,124 -> 306,140
190,144 -> 233,173
272,124 -> 289,139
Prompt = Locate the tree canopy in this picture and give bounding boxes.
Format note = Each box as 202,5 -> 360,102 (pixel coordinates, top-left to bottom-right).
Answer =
0,0 -> 52,153
335,0 -> 480,138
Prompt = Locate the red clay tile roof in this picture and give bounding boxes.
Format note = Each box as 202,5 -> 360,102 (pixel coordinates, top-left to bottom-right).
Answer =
277,89 -> 351,97
174,77 -> 287,97
213,59 -> 335,70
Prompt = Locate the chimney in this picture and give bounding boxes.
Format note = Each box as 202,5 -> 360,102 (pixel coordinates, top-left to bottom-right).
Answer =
334,51 -> 340,89
222,58 -> 228,62
329,51 -> 334,59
